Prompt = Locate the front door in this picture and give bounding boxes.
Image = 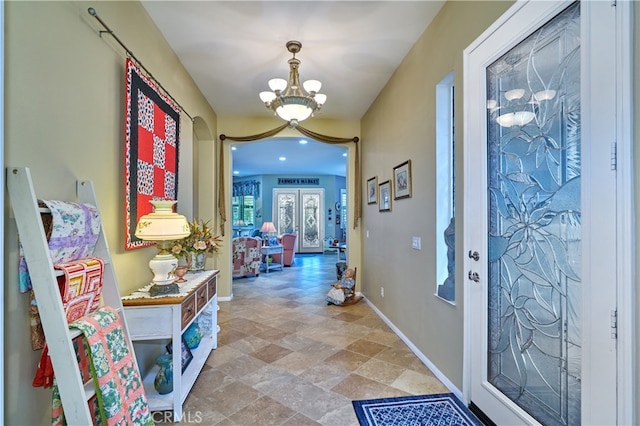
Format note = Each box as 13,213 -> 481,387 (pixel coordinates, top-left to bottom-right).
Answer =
464,1 -> 627,424
273,188 -> 324,253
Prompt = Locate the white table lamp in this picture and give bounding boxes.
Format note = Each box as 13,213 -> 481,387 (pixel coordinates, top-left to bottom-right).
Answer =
135,200 -> 190,296
260,221 -> 276,245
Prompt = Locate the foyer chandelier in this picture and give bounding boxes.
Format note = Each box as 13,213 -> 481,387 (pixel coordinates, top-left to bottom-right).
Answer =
259,41 -> 327,127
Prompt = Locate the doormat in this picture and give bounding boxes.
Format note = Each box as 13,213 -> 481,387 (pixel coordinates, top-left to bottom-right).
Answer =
352,393 -> 481,426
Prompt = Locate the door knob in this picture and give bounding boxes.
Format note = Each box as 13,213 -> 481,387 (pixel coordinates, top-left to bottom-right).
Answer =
468,271 -> 480,282
468,250 -> 480,261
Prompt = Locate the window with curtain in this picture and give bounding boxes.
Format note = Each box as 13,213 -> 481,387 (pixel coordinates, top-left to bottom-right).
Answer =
232,180 -> 260,227
232,196 -> 255,226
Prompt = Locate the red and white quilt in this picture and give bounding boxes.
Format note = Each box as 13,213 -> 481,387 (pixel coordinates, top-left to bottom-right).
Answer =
124,58 -> 181,250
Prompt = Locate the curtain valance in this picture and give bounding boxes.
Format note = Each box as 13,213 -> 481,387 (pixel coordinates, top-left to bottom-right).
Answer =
232,180 -> 260,197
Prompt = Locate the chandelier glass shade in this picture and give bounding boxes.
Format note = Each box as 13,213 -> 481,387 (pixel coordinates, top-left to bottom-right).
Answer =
259,41 -> 326,126
487,86 -> 557,128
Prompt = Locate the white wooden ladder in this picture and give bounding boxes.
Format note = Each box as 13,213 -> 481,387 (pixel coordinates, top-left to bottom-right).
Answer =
6,166 -> 135,424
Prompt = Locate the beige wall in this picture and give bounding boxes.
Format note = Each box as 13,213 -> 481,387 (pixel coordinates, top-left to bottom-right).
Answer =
360,1 -> 513,390
4,2 -> 217,423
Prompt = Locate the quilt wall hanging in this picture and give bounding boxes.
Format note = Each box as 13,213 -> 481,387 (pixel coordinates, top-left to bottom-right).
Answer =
124,58 -> 181,250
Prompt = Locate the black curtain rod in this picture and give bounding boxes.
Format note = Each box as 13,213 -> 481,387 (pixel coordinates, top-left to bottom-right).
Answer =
88,7 -> 194,121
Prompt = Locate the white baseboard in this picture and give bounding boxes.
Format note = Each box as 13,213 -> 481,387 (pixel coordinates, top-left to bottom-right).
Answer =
364,297 -> 462,401
218,294 -> 233,302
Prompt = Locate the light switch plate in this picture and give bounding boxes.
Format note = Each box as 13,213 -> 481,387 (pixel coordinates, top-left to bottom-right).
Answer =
412,236 -> 421,250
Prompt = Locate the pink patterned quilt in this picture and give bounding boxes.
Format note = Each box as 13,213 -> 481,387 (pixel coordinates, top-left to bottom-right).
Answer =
52,307 -> 153,425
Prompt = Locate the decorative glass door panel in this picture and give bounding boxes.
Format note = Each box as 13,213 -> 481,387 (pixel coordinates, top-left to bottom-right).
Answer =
466,1 -> 624,424
274,188 -> 324,253
276,192 -> 297,235
301,193 -> 321,251
485,3 -> 580,425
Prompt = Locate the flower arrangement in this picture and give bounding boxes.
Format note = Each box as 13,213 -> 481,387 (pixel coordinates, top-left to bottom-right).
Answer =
171,219 -> 222,258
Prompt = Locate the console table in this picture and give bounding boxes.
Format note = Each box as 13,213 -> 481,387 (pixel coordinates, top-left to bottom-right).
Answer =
122,270 -> 218,421
261,244 -> 284,273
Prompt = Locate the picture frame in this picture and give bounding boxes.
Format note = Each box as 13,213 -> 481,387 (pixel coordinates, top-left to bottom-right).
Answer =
166,337 -> 193,373
393,160 -> 412,200
367,176 -> 378,204
379,180 -> 392,212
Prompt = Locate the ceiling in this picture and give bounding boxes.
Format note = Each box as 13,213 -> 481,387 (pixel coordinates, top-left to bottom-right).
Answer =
141,1 -> 445,177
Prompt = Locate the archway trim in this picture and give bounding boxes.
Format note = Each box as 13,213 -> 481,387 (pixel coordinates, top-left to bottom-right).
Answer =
218,123 -> 360,235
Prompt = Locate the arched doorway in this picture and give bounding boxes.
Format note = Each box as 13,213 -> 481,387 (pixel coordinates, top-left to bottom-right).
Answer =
230,136 -> 348,269
217,126 -> 361,300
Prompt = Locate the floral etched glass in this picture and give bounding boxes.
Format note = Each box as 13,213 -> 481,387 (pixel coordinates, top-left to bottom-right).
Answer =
485,3 -> 581,424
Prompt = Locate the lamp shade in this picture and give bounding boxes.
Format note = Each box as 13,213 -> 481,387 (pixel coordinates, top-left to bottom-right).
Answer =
259,91 -> 276,103
135,200 -> 190,241
314,93 -> 327,105
276,104 -> 313,122
268,78 -> 288,92
260,221 -> 276,233
303,79 -> 322,94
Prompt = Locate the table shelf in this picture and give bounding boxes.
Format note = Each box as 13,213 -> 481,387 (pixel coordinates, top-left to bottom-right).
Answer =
261,245 -> 284,273
139,335 -> 215,411
122,270 -> 219,421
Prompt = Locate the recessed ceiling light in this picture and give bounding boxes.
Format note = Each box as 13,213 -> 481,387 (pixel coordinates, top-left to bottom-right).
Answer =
231,146 -> 237,151
299,139 -> 308,144
342,153 -> 347,157
233,170 -> 239,174
279,157 -> 286,161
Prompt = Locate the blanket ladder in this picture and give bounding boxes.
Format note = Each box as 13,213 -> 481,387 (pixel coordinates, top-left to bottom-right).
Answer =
6,166 -> 136,424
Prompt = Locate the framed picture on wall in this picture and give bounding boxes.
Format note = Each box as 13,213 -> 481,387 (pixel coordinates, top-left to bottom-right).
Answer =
379,180 -> 392,212
367,176 -> 378,204
393,160 -> 412,200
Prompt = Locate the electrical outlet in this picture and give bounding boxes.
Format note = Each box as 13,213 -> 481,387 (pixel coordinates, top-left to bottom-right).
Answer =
381,287 -> 384,297
412,236 -> 421,250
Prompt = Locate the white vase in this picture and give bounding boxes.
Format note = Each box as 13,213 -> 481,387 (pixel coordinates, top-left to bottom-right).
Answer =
188,252 -> 206,271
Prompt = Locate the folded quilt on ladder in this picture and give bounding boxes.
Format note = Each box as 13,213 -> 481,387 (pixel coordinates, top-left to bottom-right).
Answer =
33,257 -> 105,388
52,306 -> 153,426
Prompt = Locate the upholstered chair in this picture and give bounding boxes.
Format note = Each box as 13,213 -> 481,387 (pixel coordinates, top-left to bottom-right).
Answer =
271,233 -> 297,266
232,236 -> 262,278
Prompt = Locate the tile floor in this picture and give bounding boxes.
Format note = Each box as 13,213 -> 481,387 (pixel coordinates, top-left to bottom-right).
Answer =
171,254 -> 449,425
